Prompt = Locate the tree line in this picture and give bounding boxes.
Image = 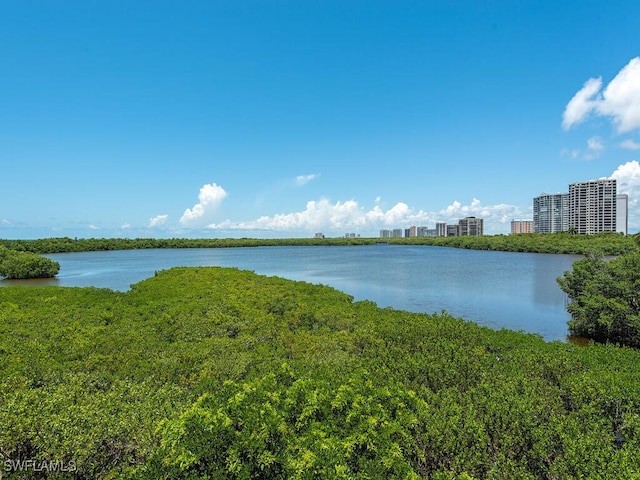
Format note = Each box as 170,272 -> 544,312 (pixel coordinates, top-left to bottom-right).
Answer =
1,231 -> 637,255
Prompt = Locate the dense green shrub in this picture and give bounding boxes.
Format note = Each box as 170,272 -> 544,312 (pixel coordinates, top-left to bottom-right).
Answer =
0,245 -> 59,279
2,267 -> 640,477
558,251 -> 640,347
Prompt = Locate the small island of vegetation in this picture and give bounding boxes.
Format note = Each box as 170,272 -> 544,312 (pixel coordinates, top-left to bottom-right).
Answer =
0,245 -> 60,279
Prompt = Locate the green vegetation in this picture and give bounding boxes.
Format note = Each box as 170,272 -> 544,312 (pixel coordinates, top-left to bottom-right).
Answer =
0,245 -> 60,279
1,231 -> 636,256
398,231 -> 636,255
555,233 -> 640,347
2,267 -> 640,478
558,252 -> 640,349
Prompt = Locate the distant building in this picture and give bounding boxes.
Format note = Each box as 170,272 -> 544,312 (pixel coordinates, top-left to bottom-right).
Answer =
447,224 -> 459,237
533,193 -> 569,233
380,229 -> 392,238
617,194 -> 628,235
344,233 -> 359,238
314,233 -> 325,239
416,226 -> 428,237
436,222 -> 447,237
392,229 -> 403,238
511,220 -> 534,234
459,217 -> 483,236
569,179 -> 617,234
404,226 -> 418,238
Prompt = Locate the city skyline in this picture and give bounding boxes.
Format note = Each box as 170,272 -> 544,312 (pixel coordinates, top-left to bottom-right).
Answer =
1,2 -> 640,239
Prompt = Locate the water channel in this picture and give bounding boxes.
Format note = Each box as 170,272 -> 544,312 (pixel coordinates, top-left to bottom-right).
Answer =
1,245 -> 582,342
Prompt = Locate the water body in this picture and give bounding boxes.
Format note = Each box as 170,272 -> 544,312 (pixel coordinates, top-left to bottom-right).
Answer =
1,245 -> 582,342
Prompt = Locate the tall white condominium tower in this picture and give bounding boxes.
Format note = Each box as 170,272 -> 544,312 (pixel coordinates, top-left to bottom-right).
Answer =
617,194 -> 628,235
569,179 -> 617,234
533,193 -> 569,233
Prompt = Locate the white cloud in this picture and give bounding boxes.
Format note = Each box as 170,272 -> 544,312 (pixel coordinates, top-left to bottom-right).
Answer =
583,136 -> 605,160
562,57 -> 640,133
620,139 -> 640,150
214,199 -> 369,231
587,136 -> 604,151
121,223 -> 131,229
438,198 -> 522,227
149,215 -> 168,227
89,224 -> 99,230
180,183 -> 228,225
610,160 -> 640,230
295,174 -> 319,186
208,197 -> 523,235
560,147 -> 582,159
561,137 -> 606,160
562,77 -> 603,130
1,219 -> 10,225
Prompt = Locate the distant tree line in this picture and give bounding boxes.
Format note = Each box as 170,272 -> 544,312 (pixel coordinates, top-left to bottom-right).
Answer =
1,231 -> 636,255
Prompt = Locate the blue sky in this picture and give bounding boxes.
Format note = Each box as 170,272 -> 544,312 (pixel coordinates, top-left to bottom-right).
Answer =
1,1 -> 639,239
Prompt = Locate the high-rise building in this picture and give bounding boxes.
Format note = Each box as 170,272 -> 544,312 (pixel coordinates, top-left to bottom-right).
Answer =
617,194 -> 629,235
436,222 -> 447,237
405,226 -> 417,238
533,193 -> 569,233
447,224 -> 459,237
511,220 -> 534,234
458,217 -> 483,236
569,179 -> 617,234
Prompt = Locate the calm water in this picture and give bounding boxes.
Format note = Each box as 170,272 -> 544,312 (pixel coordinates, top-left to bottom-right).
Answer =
1,245 -> 581,342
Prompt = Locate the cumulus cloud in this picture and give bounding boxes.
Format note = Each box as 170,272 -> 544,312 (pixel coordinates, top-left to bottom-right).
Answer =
208,197 -> 522,235
211,199 -> 370,231
180,183 -> 227,225
149,215 -> 168,227
562,57 -> 640,133
439,198 -> 522,226
610,160 -> 640,230
295,174 -> 319,186
620,139 -> 640,150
